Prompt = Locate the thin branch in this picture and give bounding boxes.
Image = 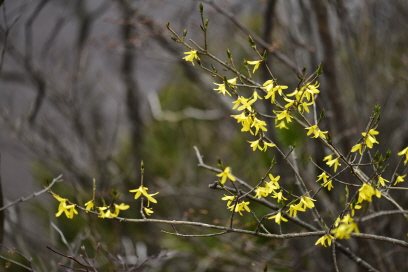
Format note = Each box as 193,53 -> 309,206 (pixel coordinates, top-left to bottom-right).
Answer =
359,210 -> 408,222
0,174 -> 63,212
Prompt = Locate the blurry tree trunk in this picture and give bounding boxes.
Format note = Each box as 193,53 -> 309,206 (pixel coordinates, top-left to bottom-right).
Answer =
119,0 -> 144,186
312,0 -> 350,151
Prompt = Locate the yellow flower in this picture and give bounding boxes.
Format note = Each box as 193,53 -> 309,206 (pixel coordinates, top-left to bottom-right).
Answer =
221,195 -> 236,206
263,83 -> 288,104
357,183 -> 381,204
254,186 -> 269,199
98,206 -> 110,218
248,139 -> 262,151
362,128 -> 379,149
268,174 -> 280,185
183,50 -> 199,65
251,118 -> 268,135
228,201 -> 250,216
331,216 -> 359,240
275,119 -> 288,129
398,147 -> 408,165
394,174 -> 406,185
237,97 -> 255,111
377,176 -> 389,187
317,171 -> 334,190
274,110 -> 293,123
263,141 -> 276,152
300,82 -> 320,101
326,157 -> 341,172
323,154 -> 333,162
323,180 -> 334,191
84,200 -> 94,212
299,196 -> 316,210
216,167 -> 236,185
297,101 -> 314,113
213,77 -> 237,96
286,203 -> 305,217
144,207 -> 154,216
283,97 -> 295,108
247,60 -> 262,73
112,203 -> 130,217
305,124 -> 328,139
316,172 -> 330,184
351,143 -> 365,155
129,186 -> 159,206
53,194 -> 78,219
268,211 -> 288,225
272,190 -> 287,203
315,234 -> 334,247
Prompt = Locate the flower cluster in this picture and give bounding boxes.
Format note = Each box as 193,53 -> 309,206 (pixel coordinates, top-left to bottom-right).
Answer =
331,214 -> 360,239
323,154 -> 341,173
129,186 -> 159,216
53,194 -> 78,219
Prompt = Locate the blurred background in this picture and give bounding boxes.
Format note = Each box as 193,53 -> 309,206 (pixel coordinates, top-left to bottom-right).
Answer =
0,0 -> 407,271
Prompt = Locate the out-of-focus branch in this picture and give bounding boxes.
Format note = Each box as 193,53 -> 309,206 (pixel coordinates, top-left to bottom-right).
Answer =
0,174 -> 62,212
0,245 -> 37,271
148,92 -> 222,121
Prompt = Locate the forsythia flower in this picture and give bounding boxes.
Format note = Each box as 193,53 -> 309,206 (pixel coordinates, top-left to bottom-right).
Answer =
261,84 -> 288,103
247,60 -> 262,73
228,201 -> 250,216
248,139 -> 275,152
357,183 -> 381,204
351,143 -> 365,155
272,190 -> 287,203
326,157 -> 341,172
317,172 -> 334,191
315,234 -> 334,247
251,118 -> 268,136
300,82 -> 320,101
213,77 -> 237,96
274,110 -> 293,123
263,82 -> 288,103
268,211 -> 288,225
54,195 -> 78,219
297,100 -> 314,113
112,203 -> 130,217
248,139 -> 262,151
84,200 -> 94,212
283,97 -> 295,108
98,206 -> 110,218
286,203 -> 305,217
331,215 -> 359,239
299,196 -> 316,210
254,186 -> 269,199
144,207 -> 154,216
183,50 -> 199,65
394,174 -> 406,185
263,141 -> 276,151
323,154 -> 333,162
361,128 -> 379,149
221,195 -> 236,206
275,119 -> 288,129
377,175 -> 390,187
129,186 -> 159,206
267,174 -> 281,189
99,203 -> 130,218
323,180 -> 334,191
305,124 -> 328,139
316,172 -> 330,184
216,167 -> 236,185
398,147 -> 408,165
